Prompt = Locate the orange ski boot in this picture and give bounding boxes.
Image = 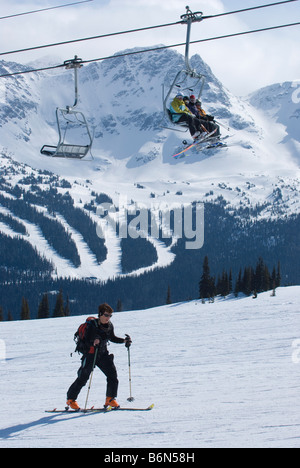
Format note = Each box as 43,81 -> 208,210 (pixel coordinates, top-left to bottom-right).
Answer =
66,399 -> 80,410
105,397 -> 120,408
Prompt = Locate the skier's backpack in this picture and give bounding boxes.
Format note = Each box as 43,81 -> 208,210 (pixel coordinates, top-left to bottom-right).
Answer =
73,317 -> 97,355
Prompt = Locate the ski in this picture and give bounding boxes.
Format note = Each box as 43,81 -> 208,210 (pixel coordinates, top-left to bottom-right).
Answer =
196,140 -> 228,151
173,129 -> 217,158
196,133 -> 231,150
194,129 -> 218,147
89,404 -> 154,412
173,132 -> 231,159
173,141 -> 195,158
106,403 -> 154,412
45,407 -> 111,414
45,404 -> 154,413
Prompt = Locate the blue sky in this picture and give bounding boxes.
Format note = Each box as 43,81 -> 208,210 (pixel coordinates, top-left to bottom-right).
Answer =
0,0 -> 299,95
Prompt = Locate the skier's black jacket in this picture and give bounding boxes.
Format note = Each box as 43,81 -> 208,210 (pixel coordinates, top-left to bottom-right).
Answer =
84,319 -> 124,354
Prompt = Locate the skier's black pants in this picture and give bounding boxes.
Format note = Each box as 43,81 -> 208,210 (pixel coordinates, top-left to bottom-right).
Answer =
198,119 -> 220,136
177,114 -> 202,137
67,352 -> 119,400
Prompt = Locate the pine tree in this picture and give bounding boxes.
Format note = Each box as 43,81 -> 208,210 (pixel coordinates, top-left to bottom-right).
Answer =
229,269 -> 233,294
216,274 -> 221,296
166,285 -> 172,305
53,290 -> 64,317
263,265 -> 271,291
37,293 -> 50,319
276,261 -> 281,287
64,295 -> 70,317
199,256 -> 215,299
217,270 -> 230,297
242,267 -> 253,296
254,257 -> 266,293
0,306 -> 3,322
7,311 -> 13,321
116,299 -> 123,312
21,297 -> 30,320
234,269 -> 242,297
271,266 -> 277,290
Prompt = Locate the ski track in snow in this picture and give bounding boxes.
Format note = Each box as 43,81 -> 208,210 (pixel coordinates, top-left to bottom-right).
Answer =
0,287 -> 299,448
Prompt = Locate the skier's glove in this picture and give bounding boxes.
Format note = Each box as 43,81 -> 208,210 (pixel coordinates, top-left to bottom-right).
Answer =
93,338 -> 101,347
124,334 -> 132,348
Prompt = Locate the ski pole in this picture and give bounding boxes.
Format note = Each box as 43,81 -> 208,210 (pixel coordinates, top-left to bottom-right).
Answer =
214,119 -> 231,132
127,345 -> 134,402
84,345 -> 98,412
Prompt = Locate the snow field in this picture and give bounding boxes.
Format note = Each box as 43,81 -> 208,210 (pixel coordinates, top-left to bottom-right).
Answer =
0,287 -> 299,448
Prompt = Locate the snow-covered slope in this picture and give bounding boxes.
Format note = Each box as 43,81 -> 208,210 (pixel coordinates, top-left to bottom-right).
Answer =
0,286 -> 299,448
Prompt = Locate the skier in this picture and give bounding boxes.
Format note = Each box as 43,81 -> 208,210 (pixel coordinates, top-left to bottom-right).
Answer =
186,95 -> 201,119
66,303 -> 132,410
183,95 -> 190,107
192,96 -> 220,137
169,92 -> 203,139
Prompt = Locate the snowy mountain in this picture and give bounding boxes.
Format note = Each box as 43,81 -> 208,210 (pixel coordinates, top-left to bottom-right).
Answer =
1,48 -> 299,179
249,80 -> 300,166
0,48 -> 299,316
0,286 -> 299,448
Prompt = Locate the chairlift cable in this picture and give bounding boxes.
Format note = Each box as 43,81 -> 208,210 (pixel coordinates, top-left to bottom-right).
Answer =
0,0 -> 93,21
0,20 -> 299,79
0,0 -> 298,58
0,22 -> 180,58
202,0 -> 299,20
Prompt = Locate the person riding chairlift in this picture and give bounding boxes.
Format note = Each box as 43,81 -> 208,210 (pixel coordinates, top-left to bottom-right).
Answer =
189,95 -> 220,137
169,92 -> 204,140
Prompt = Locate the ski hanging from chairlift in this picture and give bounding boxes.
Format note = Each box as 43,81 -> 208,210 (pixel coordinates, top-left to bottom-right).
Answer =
40,55 -> 93,160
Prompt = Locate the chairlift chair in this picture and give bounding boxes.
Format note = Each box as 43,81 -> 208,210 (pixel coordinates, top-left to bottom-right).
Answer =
162,7 -> 206,132
40,56 -> 93,160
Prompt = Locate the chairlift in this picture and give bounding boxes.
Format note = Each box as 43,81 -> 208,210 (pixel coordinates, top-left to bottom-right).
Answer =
162,6 -> 205,132
40,55 -> 93,160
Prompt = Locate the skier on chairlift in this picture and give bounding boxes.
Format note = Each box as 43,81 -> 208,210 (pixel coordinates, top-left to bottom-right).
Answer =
169,92 -> 204,140
191,96 -> 220,137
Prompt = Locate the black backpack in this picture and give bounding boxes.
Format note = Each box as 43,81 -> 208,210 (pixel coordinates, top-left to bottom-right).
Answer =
73,316 -> 97,355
